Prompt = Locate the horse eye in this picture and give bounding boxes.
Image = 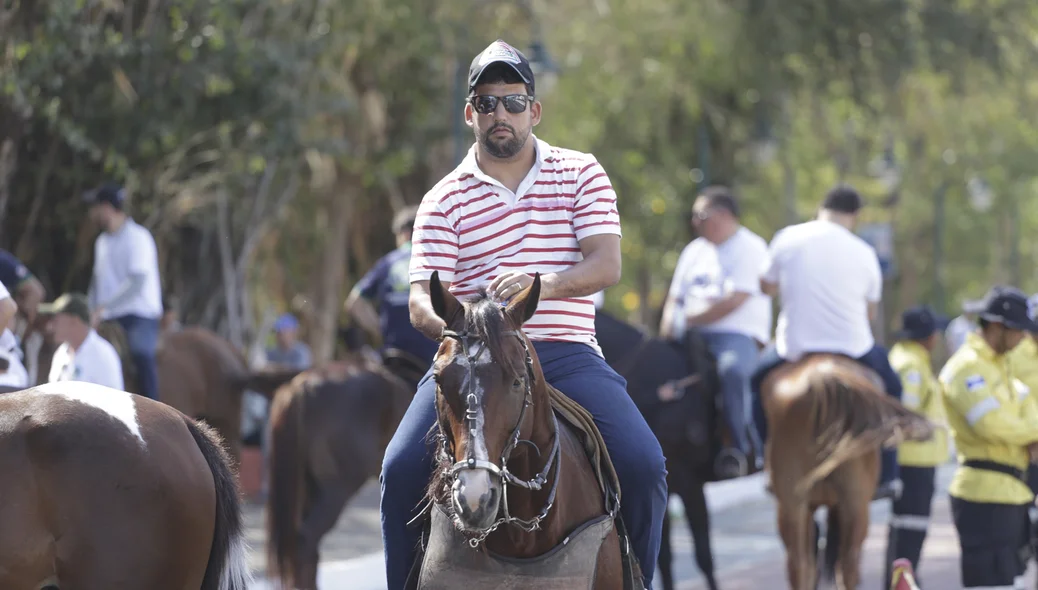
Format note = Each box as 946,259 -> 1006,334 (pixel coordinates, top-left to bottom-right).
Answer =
512,378 -> 523,389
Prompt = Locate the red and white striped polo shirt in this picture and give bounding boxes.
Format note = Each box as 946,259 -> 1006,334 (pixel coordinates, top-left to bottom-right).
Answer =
409,137 -> 622,350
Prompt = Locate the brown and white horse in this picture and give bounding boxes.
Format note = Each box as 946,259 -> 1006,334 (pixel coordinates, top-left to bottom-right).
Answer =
0,380 -> 251,589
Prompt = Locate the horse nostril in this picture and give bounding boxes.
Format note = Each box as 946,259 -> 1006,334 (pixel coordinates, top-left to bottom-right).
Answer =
452,469 -> 501,526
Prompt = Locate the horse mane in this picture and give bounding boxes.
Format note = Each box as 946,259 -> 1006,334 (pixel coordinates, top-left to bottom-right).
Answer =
423,289 -> 531,515
792,356 -> 934,496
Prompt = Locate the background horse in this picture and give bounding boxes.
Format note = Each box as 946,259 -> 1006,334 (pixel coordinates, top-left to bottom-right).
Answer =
30,320 -> 253,464
595,309 -> 720,590
416,272 -> 634,589
0,381 -> 250,589
261,356 -> 415,590
762,354 -> 934,590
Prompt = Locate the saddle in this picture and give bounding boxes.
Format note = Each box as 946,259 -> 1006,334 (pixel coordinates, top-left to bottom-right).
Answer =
408,385 -> 640,590
381,347 -> 430,388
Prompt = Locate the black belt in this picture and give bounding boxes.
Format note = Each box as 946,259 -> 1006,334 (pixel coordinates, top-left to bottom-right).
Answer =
963,459 -> 1026,481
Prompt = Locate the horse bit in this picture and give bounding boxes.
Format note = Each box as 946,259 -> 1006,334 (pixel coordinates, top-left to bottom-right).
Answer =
436,328 -> 563,548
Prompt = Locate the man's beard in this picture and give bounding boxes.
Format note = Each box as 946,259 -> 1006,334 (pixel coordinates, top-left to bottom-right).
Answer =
476,123 -> 528,159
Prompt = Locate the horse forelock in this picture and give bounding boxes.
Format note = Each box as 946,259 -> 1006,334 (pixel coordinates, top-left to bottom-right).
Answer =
452,290 -> 527,378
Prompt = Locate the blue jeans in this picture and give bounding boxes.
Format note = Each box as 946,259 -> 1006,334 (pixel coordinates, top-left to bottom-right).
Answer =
115,315 -> 160,400
379,341 -> 667,589
750,344 -> 903,486
701,331 -> 762,458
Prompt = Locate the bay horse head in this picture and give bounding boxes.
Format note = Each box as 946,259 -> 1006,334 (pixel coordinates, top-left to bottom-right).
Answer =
427,271 -> 560,541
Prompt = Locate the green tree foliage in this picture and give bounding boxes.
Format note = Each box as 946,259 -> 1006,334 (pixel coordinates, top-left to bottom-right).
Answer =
3,0 -> 1038,352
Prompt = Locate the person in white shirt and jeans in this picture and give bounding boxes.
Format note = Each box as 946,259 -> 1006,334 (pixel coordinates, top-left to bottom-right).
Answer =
84,183 -> 163,400
42,293 -> 124,390
0,280 -> 28,388
750,185 -> 904,501
660,186 -> 772,478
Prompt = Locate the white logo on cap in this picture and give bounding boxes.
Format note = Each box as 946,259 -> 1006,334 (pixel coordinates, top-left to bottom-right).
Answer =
478,41 -> 522,67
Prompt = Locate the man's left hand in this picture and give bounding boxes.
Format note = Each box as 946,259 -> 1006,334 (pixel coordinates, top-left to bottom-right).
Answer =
488,272 -> 535,303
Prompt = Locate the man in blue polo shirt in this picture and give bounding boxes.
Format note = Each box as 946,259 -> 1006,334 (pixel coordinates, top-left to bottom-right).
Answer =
345,205 -> 438,372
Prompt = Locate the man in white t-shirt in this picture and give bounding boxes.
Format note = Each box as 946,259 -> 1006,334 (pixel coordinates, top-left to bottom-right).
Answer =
84,183 -> 163,400
750,185 -> 904,500
0,281 -> 28,388
660,186 -> 772,477
42,293 -> 124,390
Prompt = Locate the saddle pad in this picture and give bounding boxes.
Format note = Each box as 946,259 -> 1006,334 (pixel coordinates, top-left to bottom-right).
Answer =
547,384 -> 622,508
418,504 -> 614,590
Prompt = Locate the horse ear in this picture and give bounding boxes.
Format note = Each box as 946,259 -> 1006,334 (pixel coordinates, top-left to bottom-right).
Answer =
429,271 -> 462,325
505,273 -> 541,326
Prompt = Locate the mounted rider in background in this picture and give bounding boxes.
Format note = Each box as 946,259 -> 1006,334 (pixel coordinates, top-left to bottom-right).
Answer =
345,205 -> 438,384
660,186 -> 771,478
750,185 -> 904,501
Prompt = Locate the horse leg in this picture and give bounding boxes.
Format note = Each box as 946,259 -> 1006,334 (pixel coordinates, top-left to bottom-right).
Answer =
297,474 -> 366,589
835,499 -> 869,590
675,478 -> 717,590
777,500 -> 816,590
658,494 -> 675,590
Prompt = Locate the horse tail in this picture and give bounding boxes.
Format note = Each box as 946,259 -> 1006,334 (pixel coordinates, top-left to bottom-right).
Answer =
794,358 -> 934,497
266,380 -> 309,587
232,368 -> 305,399
183,417 -> 252,590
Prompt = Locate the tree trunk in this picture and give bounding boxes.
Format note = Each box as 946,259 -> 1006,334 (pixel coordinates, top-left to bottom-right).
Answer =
216,190 -> 244,348
310,180 -> 353,364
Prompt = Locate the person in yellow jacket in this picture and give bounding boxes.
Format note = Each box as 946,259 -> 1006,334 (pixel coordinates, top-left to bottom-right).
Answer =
1006,294 -> 1038,578
940,285 -> 1038,589
883,305 -> 949,589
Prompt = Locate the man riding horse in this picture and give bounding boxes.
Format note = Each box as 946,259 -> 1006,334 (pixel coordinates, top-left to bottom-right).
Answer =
750,185 -> 904,501
345,204 -> 438,386
659,185 -> 771,478
379,40 -> 667,590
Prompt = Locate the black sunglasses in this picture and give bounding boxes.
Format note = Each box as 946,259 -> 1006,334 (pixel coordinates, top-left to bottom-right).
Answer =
469,94 -> 535,115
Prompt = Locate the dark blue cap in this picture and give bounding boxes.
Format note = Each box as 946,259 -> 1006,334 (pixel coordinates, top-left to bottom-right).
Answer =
970,286 -> 1038,333
895,305 -> 947,341
82,182 -> 126,210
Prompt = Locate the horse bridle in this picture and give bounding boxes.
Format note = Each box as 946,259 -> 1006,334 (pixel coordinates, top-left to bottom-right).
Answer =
436,328 -> 562,548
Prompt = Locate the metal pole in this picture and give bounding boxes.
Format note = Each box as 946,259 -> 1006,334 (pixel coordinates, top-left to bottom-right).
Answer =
697,124 -> 710,190
452,31 -> 469,166
933,183 -> 946,312
1010,191 -> 1021,287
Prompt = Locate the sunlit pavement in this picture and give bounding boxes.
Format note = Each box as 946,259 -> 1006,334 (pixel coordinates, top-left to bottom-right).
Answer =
245,464 -> 1037,589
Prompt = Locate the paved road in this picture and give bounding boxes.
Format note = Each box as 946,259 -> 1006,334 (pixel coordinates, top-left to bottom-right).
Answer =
245,465 -> 1038,589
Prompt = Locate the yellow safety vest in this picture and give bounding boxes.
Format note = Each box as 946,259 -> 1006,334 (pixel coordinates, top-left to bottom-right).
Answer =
940,332 -> 1038,504
1009,335 -> 1038,406
889,341 -> 948,467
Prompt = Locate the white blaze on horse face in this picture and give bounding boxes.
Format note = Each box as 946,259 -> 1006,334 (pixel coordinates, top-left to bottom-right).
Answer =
33,381 -> 146,445
455,340 -> 491,462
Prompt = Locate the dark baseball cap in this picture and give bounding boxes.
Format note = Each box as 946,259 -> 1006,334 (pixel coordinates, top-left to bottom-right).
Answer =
971,285 -> 1038,332
468,40 -> 535,95
82,182 -> 126,210
39,293 -> 92,325
894,305 -> 948,341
